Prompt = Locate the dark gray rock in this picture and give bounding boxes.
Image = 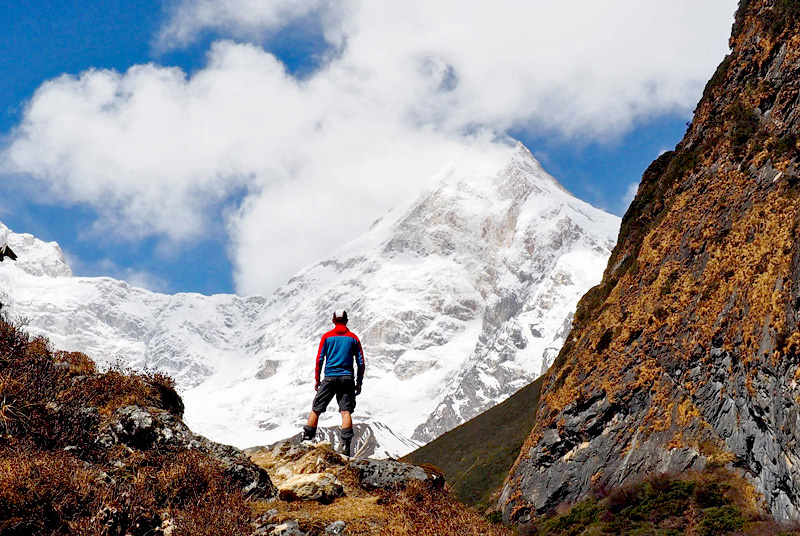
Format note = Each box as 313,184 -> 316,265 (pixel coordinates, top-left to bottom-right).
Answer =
499,381 -> 709,524
500,344 -> 800,523
353,458 -> 444,490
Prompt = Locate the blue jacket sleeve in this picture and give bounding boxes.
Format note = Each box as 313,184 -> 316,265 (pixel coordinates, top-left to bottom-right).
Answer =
355,339 -> 365,386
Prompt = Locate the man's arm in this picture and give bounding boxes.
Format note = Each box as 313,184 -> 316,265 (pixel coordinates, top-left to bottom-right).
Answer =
315,336 -> 327,390
355,338 -> 365,395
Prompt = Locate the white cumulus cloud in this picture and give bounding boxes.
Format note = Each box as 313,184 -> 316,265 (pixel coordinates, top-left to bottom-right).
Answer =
2,0 -> 738,294
157,0 -> 339,49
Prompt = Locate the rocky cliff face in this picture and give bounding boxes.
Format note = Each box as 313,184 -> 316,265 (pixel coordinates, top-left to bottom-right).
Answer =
501,0 -> 800,523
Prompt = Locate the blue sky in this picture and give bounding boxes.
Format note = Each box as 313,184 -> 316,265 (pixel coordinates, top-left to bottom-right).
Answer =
0,0 -> 737,295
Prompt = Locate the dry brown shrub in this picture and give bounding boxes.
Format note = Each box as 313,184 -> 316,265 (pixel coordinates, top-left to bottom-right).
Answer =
171,488 -> 253,536
149,450 -> 225,508
109,450 -> 253,536
0,446 -> 101,535
0,316 -> 30,362
53,350 -> 96,375
379,481 -> 512,536
87,366 -> 183,418
0,314 -> 256,535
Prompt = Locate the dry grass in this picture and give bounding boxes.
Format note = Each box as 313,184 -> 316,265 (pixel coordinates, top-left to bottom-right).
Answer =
380,481 -> 512,536
253,480 -> 513,536
250,442 -> 513,536
0,446 -> 100,535
0,314 -> 252,535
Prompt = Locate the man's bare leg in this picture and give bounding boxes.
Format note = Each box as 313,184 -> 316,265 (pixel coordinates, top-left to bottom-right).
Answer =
340,411 -> 354,456
340,411 -> 352,429
306,410 -> 319,428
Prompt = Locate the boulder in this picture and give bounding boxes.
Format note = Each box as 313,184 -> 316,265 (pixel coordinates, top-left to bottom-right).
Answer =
249,440 -> 346,485
269,521 -> 307,536
353,458 -> 444,490
278,473 -> 344,504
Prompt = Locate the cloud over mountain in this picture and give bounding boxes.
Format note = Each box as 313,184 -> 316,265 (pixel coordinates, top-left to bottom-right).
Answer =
2,0 -> 736,294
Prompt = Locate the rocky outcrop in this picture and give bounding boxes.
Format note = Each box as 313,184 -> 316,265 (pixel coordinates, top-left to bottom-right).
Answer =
252,519 -> 308,536
100,404 -> 277,500
250,439 -> 443,494
353,458 -> 445,491
502,0 -> 800,524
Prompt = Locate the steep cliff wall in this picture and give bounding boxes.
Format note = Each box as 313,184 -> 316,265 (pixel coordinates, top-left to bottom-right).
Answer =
502,0 -> 800,523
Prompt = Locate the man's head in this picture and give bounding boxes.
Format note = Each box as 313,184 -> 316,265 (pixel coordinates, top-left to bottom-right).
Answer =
332,309 -> 348,325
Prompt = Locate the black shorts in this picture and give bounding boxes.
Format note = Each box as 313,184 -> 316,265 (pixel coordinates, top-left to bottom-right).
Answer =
312,376 -> 357,414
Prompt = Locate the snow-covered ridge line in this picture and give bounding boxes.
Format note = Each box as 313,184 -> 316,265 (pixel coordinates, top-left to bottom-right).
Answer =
0,142 -> 619,457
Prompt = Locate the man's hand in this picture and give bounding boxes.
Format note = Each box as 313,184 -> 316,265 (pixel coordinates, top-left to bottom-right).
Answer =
315,381 -> 320,391
355,384 -> 362,396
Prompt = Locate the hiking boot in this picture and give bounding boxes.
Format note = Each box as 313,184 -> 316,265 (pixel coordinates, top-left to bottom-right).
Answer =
302,425 -> 316,442
340,427 -> 354,457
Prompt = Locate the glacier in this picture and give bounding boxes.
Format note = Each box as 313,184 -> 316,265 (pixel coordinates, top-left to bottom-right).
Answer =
0,142 -> 619,456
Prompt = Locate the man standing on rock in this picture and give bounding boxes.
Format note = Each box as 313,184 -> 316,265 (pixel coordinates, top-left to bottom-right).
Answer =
302,310 -> 365,457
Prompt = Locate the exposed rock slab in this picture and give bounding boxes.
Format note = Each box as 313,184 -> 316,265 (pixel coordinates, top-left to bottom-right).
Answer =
353,458 -> 444,491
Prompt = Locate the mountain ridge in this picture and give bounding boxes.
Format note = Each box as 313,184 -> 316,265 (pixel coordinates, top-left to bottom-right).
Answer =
0,142 -> 619,456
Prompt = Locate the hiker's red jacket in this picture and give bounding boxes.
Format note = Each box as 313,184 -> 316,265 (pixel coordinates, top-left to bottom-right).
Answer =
315,324 -> 365,385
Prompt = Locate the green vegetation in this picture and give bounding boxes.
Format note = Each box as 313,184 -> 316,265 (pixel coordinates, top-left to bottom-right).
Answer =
775,132 -> 798,160
664,148 -> 700,184
527,499 -> 602,536
731,0 -> 800,39
402,376 -> 544,508
596,328 -> 614,354
519,473 -> 792,536
660,270 -> 680,297
702,55 -> 732,100
726,102 -> 760,154
699,505 -> 744,536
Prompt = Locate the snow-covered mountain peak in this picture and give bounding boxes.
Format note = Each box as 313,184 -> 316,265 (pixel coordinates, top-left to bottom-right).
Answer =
0,141 -> 620,456
506,141 -> 546,176
0,222 -> 71,278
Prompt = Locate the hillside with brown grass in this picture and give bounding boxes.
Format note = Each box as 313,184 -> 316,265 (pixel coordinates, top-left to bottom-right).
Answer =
0,310 -> 261,535
501,0 -> 800,526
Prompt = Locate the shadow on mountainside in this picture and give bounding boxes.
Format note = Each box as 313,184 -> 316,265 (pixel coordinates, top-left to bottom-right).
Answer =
402,375 -> 544,509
